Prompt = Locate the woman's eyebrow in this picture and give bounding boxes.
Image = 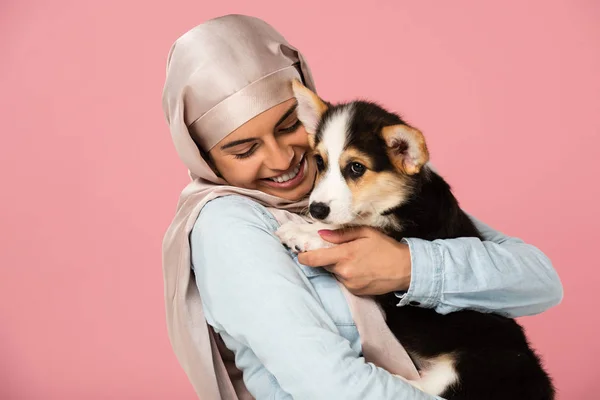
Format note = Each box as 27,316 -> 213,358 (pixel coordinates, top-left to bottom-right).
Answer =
220,138 -> 256,150
220,103 -> 299,150
274,103 -> 298,128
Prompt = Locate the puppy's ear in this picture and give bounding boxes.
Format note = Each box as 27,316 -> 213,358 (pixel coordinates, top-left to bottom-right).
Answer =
381,124 -> 429,175
292,79 -> 328,147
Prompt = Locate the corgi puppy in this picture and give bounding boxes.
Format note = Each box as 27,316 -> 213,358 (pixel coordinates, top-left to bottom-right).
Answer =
276,80 -> 555,400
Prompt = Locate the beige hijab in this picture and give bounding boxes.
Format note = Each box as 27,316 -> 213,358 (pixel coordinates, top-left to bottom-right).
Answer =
161,14 -> 419,399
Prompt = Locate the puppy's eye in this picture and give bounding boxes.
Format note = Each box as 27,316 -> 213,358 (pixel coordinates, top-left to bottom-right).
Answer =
348,162 -> 366,178
315,154 -> 325,171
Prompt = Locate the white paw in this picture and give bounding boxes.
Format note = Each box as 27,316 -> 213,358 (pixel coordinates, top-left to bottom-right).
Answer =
275,221 -> 336,253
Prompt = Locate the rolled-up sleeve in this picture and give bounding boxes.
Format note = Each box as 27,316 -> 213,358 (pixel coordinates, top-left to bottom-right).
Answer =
396,214 -> 563,318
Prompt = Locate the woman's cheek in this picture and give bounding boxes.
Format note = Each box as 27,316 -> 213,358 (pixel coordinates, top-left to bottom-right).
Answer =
240,160 -> 264,188
295,127 -> 311,148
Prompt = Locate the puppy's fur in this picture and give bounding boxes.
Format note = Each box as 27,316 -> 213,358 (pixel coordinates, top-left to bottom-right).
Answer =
276,80 -> 555,399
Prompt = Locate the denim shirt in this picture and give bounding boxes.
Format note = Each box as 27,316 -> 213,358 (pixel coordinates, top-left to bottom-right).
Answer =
191,195 -> 562,400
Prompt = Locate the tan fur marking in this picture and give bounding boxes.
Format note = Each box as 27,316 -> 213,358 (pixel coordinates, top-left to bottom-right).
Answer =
339,148 -> 374,170
348,170 -> 413,229
381,124 -> 429,175
307,132 -> 316,149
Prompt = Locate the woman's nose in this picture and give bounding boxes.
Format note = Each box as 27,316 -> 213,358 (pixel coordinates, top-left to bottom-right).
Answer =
265,140 -> 294,171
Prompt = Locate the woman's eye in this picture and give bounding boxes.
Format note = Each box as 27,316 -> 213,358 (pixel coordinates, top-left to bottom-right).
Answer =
279,119 -> 302,133
234,144 -> 258,159
315,154 -> 325,171
348,162 -> 366,178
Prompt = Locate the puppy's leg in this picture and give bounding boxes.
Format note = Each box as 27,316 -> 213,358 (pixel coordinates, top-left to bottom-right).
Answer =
275,221 -> 340,252
395,354 -> 458,397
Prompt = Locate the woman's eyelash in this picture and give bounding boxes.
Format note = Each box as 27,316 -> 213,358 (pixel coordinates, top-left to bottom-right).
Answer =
279,119 -> 301,133
233,120 -> 300,160
234,144 -> 258,159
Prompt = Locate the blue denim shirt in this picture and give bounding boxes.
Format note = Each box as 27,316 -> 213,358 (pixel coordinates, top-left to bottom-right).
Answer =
191,195 -> 562,400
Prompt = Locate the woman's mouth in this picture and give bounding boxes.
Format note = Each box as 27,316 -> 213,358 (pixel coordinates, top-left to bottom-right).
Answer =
261,155 -> 308,189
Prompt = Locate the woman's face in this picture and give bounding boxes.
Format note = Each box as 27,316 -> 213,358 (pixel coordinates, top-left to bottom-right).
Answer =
208,98 -> 317,201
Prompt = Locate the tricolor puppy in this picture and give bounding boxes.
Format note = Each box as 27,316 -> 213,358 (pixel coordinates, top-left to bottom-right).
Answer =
276,80 -> 554,400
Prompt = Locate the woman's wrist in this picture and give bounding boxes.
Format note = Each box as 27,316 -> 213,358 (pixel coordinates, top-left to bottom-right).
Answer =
391,242 -> 412,292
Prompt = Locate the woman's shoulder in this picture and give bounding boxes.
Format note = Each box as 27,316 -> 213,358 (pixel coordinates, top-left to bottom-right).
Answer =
190,195 -> 287,275
195,194 -> 278,234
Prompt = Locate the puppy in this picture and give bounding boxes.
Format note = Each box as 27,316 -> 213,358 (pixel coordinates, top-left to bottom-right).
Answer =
276,80 -> 555,400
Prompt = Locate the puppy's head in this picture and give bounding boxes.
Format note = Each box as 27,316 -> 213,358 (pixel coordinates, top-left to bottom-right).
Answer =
292,79 -> 429,228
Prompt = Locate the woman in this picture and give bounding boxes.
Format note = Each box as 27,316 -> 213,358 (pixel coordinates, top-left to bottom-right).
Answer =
161,14 -> 563,400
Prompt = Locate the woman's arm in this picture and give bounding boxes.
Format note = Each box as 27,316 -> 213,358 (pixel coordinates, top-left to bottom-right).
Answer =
397,214 -> 563,317
191,195 -> 436,400
299,215 -> 563,318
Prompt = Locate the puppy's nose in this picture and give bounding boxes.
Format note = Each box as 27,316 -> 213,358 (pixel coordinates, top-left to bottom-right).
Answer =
309,202 -> 330,220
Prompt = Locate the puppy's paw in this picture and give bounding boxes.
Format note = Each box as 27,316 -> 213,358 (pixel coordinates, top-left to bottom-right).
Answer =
275,221 -> 335,253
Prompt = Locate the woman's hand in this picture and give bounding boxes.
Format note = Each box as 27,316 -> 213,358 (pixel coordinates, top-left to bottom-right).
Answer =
297,227 -> 412,295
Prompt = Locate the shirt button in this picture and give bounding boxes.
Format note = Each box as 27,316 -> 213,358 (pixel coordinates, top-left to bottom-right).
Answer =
409,301 -> 421,306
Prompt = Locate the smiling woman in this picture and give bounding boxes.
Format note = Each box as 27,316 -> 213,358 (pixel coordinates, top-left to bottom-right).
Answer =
205,99 -> 317,200
160,14 -> 563,400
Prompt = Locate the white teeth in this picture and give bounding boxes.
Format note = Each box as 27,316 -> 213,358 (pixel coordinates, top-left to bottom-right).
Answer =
270,160 -> 302,183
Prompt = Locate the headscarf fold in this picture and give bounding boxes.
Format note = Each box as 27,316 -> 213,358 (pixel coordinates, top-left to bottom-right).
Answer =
161,14 -> 418,399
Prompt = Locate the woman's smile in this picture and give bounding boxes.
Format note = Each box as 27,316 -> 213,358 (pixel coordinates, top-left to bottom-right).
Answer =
260,154 -> 308,189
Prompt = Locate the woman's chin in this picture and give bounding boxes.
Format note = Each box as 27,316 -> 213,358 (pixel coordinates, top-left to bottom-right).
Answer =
261,185 -> 311,201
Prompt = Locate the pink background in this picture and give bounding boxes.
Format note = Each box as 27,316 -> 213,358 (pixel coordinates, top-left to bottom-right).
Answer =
1,0 -> 598,398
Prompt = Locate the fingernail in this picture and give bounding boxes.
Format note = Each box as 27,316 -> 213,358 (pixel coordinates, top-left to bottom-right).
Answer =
318,230 -> 333,236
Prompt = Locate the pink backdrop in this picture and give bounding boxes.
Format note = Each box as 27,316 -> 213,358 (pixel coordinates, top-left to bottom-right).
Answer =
1,1 -> 598,398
